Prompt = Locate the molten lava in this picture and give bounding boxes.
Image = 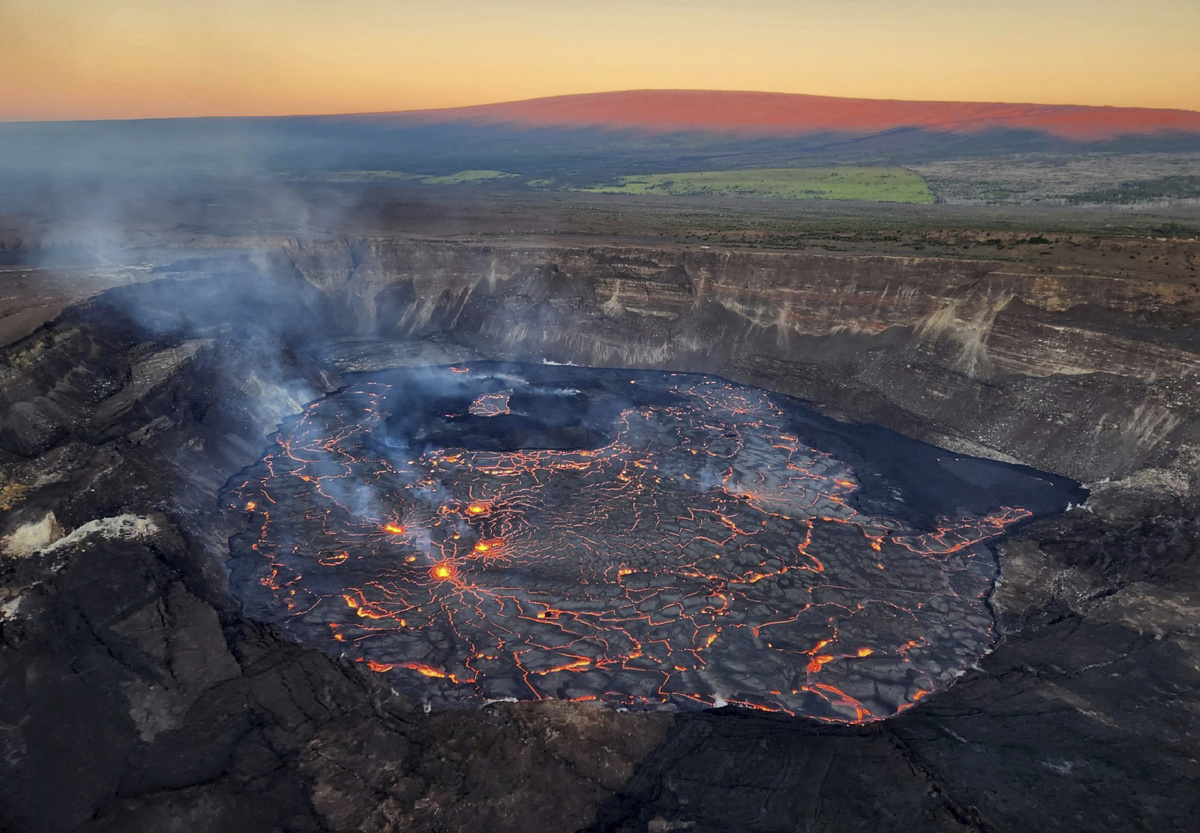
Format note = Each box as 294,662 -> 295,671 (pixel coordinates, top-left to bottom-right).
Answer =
226,364 -> 1056,723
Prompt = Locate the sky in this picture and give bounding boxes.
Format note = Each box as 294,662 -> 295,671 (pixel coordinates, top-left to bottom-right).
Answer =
2,0 -> 1198,121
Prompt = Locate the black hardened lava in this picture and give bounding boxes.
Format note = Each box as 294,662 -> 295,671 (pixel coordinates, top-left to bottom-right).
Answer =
224,363 -> 1083,721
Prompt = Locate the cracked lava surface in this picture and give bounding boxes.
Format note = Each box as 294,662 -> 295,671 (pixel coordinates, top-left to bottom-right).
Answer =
226,364 -> 1071,723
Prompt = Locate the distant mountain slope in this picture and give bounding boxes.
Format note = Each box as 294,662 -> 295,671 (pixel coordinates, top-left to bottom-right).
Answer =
4,91 -> 1200,189
347,90 -> 1200,141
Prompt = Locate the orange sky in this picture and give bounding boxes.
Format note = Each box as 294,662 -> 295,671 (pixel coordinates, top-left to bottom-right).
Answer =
3,0 -> 1198,121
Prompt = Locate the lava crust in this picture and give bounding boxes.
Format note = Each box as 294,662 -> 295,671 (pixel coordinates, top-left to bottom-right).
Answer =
226,364 -> 1077,722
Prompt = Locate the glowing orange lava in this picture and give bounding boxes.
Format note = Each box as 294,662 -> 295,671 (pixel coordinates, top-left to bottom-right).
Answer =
226,365 -> 1059,723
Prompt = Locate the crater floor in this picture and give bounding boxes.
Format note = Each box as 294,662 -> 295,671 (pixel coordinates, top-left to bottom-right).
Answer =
226,364 -> 1078,721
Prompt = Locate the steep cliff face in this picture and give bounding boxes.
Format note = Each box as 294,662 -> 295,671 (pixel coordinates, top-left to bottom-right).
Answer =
279,239 -> 1200,486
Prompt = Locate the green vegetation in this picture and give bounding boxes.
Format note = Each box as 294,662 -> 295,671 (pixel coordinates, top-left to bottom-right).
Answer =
561,167 -> 935,204
419,170 -> 520,185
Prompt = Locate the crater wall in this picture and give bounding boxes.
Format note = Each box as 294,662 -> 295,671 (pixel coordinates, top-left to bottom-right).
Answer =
278,239 -> 1200,487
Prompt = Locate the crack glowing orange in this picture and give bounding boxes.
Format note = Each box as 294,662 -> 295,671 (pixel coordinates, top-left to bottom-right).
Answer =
227,367 -> 1046,723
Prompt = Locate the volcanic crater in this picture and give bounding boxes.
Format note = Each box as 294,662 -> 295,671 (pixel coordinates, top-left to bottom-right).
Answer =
2,227 -> 1197,833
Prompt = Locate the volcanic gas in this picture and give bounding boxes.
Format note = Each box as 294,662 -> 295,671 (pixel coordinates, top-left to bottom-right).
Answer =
226,364 -> 1078,723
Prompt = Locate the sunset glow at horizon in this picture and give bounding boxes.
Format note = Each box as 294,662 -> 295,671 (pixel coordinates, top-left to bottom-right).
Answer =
3,0 -> 1198,122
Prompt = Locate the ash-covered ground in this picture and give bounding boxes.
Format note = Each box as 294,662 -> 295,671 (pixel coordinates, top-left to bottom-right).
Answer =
227,364 -> 1079,721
